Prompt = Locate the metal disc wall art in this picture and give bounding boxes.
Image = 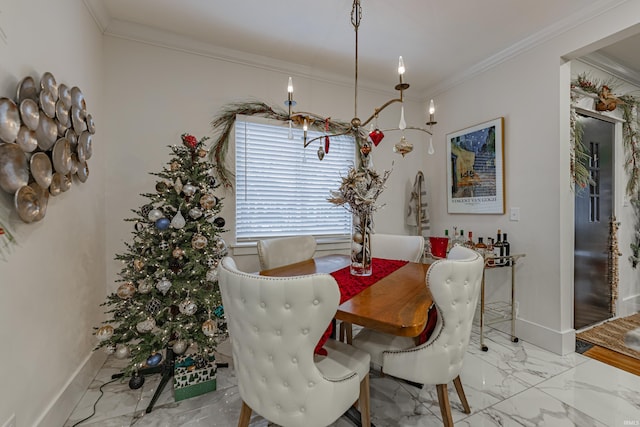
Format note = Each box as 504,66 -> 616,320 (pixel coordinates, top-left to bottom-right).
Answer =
0,72 -> 96,223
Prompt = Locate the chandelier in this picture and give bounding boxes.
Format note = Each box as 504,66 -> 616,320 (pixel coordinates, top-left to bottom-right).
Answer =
284,0 -> 436,161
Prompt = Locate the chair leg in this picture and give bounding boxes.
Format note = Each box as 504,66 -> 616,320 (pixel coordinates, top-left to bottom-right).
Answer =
238,400 -> 252,427
453,375 -> 471,414
436,384 -> 454,427
359,373 -> 371,427
339,321 -> 353,344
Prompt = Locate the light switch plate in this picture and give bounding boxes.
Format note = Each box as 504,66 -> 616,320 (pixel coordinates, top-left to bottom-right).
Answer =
509,207 -> 520,221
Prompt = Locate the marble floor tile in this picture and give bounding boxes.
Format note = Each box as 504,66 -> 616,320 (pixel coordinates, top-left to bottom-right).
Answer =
65,326 -> 638,426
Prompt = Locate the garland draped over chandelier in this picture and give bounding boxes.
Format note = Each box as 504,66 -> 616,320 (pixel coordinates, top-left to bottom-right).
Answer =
210,0 -> 437,188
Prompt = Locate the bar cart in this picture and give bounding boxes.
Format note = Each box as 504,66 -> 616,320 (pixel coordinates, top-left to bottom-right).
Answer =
479,253 -> 526,351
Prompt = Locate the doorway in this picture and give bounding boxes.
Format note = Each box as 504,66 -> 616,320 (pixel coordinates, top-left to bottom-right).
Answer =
574,114 -> 615,330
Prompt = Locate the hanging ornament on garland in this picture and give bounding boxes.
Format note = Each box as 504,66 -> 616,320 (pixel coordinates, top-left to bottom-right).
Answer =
182,183 -> 197,197
159,240 -> 169,251
134,222 -> 145,232
133,259 -> 145,271
140,204 -> 153,218
170,209 -> 186,229
199,193 -> 216,210
148,209 -> 163,222
146,298 -> 162,315
137,280 -> 152,294
213,217 -> 226,228
174,177 -> 183,194
178,297 -> 198,315
104,344 -> 116,355
170,161 -> 180,171
129,373 -> 145,389
116,282 -> 136,299
192,233 -> 208,250
115,344 -> 130,359
172,247 -> 185,259
96,325 -> 114,341
188,207 -> 203,219
146,352 -> 163,367
155,181 -> 168,193
155,217 -> 170,230
206,268 -> 218,282
202,318 -> 217,337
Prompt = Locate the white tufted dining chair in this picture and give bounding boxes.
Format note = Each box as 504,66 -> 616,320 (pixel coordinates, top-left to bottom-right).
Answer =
218,256 -> 371,427
257,235 -> 317,271
351,246 -> 483,427
339,233 -> 425,343
370,233 -> 425,262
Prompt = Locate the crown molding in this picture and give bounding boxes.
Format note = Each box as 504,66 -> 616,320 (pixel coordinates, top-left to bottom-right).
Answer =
579,52 -> 640,88
82,0 -> 110,33
423,0 -> 629,99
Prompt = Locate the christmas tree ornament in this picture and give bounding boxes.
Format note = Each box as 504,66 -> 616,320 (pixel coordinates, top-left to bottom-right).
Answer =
136,317 -> 156,333
133,259 -> 145,271
156,277 -> 172,295
179,298 -> 198,315
104,344 -> 116,355
159,240 -> 169,251
169,258 -> 183,273
137,280 -> 152,294
170,210 -> 186,229
206,268 -> 218,282
148,208 -> 163,222
174,177 -> 183,194
182,183 -> 197,197
198,148 -> 207,158
213,217 -> 226,228
192,233 -> 208,250
129,373 -> 144,389
146,298 -> 162,314
115,344 -> 130,359
155,217 -> 170,230
134,222 -> 145,232
155,181 -> 168,193
199,193 -> 216,210
201,319 -> 217,337
215,237 -> 228,252
182,133 -> 198,149
172,247 -> 185,259
368,129 -> 384,146
317,145 -> 325,160
146,352 -> 163,367
96,325 -> 114,341
172,340 -> 188,355
140,204 -> 153,218
188,207 -> 203,219
170,161 -> 180,171
116,282 -> 136,299
206,257 -> 217,268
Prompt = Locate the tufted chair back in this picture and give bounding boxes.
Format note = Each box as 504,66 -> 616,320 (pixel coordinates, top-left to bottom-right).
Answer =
257,235 -> 317,270
351,245 -> 483,426
218,257 -> 371,427
370,233 -> 425,262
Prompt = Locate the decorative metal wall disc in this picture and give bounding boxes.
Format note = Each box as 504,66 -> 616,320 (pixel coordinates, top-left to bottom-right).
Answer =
16,126 -> 38,152
52,137 -> 72,174
19,98 -> 40,131
0,97 -> 20,143
29,182 -> 49,221
40,72 -> 58,100
58,83 -> 71,109
16,76 -> 38,103
14,185 -> 40,223
78,131 -> 92,160
35,114 -> 57,150
39,90 -> 56,119
0,143 -> 29,194
76,161 -> 89,183
30,152 -> 53,188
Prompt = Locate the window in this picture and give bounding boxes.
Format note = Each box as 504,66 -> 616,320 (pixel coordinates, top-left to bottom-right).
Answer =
235,115 -> 355,242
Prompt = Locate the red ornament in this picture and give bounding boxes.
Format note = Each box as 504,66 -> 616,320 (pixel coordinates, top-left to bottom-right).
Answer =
369,129 -> 384,146
181,134 -> 198,149
324,119 -> 330,154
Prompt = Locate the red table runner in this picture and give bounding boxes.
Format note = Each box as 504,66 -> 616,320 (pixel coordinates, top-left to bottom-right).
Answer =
314,258 -> 409,355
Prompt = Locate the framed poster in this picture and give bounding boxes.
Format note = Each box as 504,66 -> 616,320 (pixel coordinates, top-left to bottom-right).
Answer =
446,117 -> 505,214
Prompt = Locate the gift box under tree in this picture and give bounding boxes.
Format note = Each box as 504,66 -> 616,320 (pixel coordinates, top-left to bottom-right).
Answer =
173,353 -> 217,401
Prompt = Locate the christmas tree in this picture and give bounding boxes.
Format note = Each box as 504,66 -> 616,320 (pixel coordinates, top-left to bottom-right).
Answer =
94,133 -> 228,379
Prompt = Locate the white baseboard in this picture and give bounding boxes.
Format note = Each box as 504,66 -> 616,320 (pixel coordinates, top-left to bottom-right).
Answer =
515,318 -> 576,355
619,294 -> 640,317
35,350 -> 107,427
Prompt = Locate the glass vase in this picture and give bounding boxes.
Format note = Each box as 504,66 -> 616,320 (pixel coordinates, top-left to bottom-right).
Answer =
350,212 -> 372,276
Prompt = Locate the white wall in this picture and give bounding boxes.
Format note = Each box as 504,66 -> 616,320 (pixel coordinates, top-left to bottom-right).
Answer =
424,1 -> 640,353
102,37 -> 429,279
0,1 -> 105,426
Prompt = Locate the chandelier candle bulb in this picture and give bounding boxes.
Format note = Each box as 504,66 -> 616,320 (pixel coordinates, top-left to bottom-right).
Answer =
398,56 -> 405,75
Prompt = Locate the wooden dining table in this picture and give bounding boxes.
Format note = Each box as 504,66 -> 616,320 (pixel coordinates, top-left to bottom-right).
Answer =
260,254 -> 433,338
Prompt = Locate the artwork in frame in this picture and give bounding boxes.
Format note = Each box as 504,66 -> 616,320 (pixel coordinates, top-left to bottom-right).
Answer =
446,117 -> 505,214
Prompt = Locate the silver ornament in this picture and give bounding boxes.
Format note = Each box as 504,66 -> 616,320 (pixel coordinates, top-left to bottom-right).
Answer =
159,240 -> 169,251
174,177 -> 183,194
182,183 -> 197,197
199,193 -> 216,210
156,277 -> 172,295
136,317 -> 156,333
179,299 -> 198,315
215,238 -> 227,252
104,345 -> 116,355
170,210 -> 186,229
188,207 -> 203,219
146,298 -> 162,314
148,208 -> 163,222
116,282 -> 136,299
137,280 -> 152,294
172,340 -> 188,355
202,319 -> 217,337
115,345 -> 130,359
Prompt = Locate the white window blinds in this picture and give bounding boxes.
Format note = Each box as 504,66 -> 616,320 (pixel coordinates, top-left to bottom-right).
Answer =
235,115 -> 355,242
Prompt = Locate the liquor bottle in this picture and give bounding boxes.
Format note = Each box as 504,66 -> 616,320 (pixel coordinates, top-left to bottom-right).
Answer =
475,237 -> 487,257
454,229 -> 465,247
464,231 -> 475,249
502,233 -> 511,266
444,229 -> 452,252
486,237 -> 495,266
493,229 -> 504,266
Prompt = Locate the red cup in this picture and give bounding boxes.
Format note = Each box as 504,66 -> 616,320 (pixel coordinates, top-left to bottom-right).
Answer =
429,237 -> 449,258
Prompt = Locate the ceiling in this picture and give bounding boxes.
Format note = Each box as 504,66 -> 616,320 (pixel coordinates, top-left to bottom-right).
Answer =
86,0 -> 640,95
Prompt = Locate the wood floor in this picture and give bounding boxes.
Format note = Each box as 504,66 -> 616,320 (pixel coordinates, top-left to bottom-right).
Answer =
583,344 -> 640,376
